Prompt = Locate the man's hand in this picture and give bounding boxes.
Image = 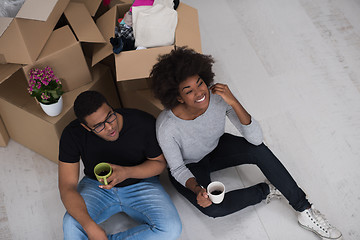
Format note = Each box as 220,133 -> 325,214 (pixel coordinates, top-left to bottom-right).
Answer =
99,164 -> 129,189
98,155 -> 166,190
85,222 -> 108,240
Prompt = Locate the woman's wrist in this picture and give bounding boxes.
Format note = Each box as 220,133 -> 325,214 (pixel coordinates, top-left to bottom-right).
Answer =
194,184 -> 204,195
185,177 -> 204,194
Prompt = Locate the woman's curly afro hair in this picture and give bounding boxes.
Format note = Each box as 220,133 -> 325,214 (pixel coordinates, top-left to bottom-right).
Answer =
149,47 -> 215,109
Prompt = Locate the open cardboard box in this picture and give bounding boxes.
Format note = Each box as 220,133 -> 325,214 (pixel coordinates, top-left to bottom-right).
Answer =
1,1 -> 106,88
0,64 -> 120,163
93,2 -> 202,82
0,0 -> 70,65
64,1 -> 106,43
22,25 -> 93,92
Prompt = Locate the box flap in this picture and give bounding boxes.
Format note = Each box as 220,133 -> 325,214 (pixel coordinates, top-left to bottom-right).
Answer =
0,18 -> 13,37
108,0 -> 134,8
92,5 -> 117,66
64,2 -> 106,43
37,25 -> 77,58
0,68 -> 30,108
0,63 -> 22,84
71,0 -> 102,17
0,20 -> 33,64
92,3 -> 132,66
22,25 -> 92,92
0,0 -> 70,65
175,3 -> 202,53
16,0 -> 58,21
115,46 -> 173,81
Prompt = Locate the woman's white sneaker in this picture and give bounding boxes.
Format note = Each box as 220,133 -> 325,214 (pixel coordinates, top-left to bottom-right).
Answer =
298,205 -> 342,239
265,180 -> 283,204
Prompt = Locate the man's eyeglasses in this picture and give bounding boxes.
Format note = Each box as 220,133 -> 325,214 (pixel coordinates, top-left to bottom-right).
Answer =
89,112 -> 117,133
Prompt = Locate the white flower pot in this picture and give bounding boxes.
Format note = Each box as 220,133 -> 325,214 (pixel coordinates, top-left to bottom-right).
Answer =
39,96 -> 63,117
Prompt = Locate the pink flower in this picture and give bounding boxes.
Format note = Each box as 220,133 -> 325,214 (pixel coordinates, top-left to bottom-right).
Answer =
27,66 -> 63,104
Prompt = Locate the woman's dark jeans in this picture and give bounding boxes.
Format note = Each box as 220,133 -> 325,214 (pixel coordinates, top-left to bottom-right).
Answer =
169,133 -> 311,218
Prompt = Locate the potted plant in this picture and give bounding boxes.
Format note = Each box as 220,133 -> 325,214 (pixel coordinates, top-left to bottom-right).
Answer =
27,66 -> 64,116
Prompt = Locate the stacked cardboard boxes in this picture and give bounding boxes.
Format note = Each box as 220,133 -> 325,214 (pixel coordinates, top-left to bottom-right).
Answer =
0,0 -> 201,162
0,0 -> 70,65
95,2 -> 202,117
0,0 -> 118,161
0,64 -> 120,162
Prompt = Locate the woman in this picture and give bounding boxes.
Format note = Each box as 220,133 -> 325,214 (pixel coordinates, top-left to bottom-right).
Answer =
150,47 -> 342,240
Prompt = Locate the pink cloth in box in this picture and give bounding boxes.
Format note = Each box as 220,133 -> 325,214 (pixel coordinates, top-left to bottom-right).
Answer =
130,0 -> 154,11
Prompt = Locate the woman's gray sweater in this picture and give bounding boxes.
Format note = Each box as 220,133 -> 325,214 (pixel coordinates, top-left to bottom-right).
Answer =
156,93 -> 263,186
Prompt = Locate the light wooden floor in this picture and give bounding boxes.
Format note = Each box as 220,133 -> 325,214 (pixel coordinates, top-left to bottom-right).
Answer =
1,0 -> 360,239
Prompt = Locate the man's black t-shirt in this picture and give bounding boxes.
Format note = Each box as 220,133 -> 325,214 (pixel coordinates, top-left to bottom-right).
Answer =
59,108 -> 162,187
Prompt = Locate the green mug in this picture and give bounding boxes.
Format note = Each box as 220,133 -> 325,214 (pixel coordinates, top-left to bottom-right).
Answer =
94,162 -> 112,185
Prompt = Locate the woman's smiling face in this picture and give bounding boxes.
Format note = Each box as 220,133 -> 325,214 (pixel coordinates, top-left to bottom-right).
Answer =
177,75 -> 210,111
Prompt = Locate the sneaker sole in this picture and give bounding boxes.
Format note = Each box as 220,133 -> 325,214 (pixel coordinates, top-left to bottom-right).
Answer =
298,222 -> 343,240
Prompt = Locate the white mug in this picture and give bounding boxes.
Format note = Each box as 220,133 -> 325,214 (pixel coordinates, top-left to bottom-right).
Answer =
207,181 -> 225,204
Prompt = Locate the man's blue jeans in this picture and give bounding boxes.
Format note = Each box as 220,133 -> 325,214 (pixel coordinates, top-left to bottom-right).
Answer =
63,176 -> 182,239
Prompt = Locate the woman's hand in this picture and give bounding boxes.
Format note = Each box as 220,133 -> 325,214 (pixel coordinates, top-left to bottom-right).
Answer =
186,177 -> 212,208
196,187 -> 212,208
210,83 -> 238,107
211,83 -> 251,125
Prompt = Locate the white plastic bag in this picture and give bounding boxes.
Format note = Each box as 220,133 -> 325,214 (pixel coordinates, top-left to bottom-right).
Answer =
0,0 -> 25,18
132,3 -> 178,48
153,0 -> 174,9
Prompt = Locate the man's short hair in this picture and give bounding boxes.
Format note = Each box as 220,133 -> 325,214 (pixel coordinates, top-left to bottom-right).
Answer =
74,91 -> 110,124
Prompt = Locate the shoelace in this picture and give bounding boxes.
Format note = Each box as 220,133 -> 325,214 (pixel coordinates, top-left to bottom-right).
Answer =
311,208 -> 334,231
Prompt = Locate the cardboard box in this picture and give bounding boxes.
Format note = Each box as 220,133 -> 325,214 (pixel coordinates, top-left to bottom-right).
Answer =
1,1 -> 105,86
71,0 -> 102,17
135,89 -> 164,118
0,116 -> 10,147
64,2 -> 106,43
0,0 -> 70,65
0,63 -> 22,84
0,64 -> 120,163
22,25 -> 92,92
117,78 -> 149,108
93,2 -> 202,82
117,78 -> 163,118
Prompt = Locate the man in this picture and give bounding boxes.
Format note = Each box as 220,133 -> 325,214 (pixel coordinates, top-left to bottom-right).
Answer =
58,91 -> 181,239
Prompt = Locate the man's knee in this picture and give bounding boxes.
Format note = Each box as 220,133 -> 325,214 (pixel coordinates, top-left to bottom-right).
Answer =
63,213 -> 86,239
154,216 -> 182,239
63,212 -> 76,229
